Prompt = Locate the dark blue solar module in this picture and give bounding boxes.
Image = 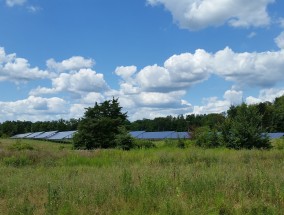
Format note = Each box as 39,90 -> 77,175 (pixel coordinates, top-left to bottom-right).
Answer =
129,131 -> 145,138
48,131 -> 77,140
26,132 -> 44,138
267,133 -> 284,139
137,131 -> 176,139
167,132 -> 191,139
35,131 -> 58,139
11,133 -> 32,138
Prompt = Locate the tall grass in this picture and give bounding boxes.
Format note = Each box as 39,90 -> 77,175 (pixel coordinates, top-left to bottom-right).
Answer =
0,138 -> 284,214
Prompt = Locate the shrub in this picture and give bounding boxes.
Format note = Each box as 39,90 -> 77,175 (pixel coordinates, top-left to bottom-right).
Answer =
3,155 -> 32,167
221,104 -> 271,149
134,139 -> 156,149
115,127 -> 135,150
8,141 -> 34,151
194,127 -> 222,148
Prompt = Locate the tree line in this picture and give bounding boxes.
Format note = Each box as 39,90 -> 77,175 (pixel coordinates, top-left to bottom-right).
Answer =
0,119 -> 80,138
0,95 -> 283,139
129,95 -> 284,133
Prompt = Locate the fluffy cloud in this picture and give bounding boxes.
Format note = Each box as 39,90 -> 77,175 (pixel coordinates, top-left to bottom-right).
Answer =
30,68 -> 109,95
136,65 -> 172,91
147,0 -> 274,30
0,96 -> 67,121
212,47 -> 284,87
0,47 -> 52,83
135,91 -> 187,108
6,0 -> 26,7
47,56 -> 95,73
115,66 -> 137,82
121,46 -> 284,93
164,49 -> 211,85
275,31 -> 284,49
115,49 -> 212,94
193,89 -> 243,114
246,88 -> 284,104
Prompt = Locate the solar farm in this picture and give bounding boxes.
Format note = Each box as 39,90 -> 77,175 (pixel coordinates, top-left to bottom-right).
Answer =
11,130 -> 192,141
10,130 -> 284,141
11,130 -> 77,141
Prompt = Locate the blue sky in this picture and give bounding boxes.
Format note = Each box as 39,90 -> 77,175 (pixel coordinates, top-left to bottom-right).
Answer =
0,0 -> 284,122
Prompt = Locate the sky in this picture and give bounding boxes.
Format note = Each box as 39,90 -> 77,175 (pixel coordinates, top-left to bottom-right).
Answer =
0,0 -> 284,122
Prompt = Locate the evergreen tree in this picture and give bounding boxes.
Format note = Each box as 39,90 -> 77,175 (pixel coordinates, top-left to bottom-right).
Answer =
221,103 -> 271,149
73,98 -> 128,149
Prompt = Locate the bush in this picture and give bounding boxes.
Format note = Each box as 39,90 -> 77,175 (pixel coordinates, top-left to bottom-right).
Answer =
3,155 -> 32,167
8,141 -> 34,151
134,139 -> 156,149
221,104 -> 271,149
115,127 -> 135,150
194,127 -> 222,148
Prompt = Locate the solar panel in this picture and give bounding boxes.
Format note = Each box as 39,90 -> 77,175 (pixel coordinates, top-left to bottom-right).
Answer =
137,131 -> 176,139
26,132 -> 44,138
129,131 -> 145,138
35,131 -> 58,139
267,133 -> 284,139
47,131 -> 77,140
167,132 -> 191,139
11,133 -> 33,138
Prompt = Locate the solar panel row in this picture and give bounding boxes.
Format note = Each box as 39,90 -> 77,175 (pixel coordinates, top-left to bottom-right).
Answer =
11,131 -> 77,140
130,131 -> 192,139
10,131 -> 284,141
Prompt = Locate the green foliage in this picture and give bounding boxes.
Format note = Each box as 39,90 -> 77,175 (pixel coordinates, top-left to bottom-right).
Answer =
1,138 -> 284,214
73,98 -> 128,149
8,197 -> 35,215
45,183 -> 60,215
194,126 -> 222,148
274,95 -> 284,131
134,139 -> 156,149
115,127 -> 135,150
3,155 -> 32,167
8,140 -> 34,151
163,138 -> 186,148
272,137 -> 284,150
221,103 -> 271,149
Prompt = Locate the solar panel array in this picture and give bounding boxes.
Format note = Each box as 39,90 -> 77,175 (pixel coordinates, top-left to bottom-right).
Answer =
10,131 -> 283,141
130,131 -> 193,139
47,131 -> 77,140
35,131 -> 58,139
26,132 -> 43,138
11,133 -> 33,139
266,133 -> 284,139
129,131 -> 146,138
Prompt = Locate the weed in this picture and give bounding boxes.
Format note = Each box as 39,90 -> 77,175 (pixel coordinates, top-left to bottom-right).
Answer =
3,155 -> 32,167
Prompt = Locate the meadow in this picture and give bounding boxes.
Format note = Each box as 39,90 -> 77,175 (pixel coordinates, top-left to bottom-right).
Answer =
0,138 -> 284,214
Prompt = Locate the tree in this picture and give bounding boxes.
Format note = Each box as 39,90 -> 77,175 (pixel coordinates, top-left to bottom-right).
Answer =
114,126 -> 135,150
73,98 -> 128,149
221,103 -> 271,149
273,95 -> 284,132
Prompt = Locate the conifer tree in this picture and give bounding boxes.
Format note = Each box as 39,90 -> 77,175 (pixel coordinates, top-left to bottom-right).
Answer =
73,98 -> 128,149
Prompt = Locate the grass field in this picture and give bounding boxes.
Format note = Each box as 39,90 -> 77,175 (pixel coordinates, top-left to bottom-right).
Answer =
0,138 -> 284,214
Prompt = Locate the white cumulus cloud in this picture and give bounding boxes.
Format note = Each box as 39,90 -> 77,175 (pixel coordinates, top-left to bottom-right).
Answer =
6,0 -> 26,7
0,47 -> 52,83
193,89 -> 243,114
275,31 -> 284,49
246,88 -> 284,105
0,96 -> 68,122
147,0 -> 274,30
30,68 -> 109,95
212,47 -> 284,87
47,56 -> 95,73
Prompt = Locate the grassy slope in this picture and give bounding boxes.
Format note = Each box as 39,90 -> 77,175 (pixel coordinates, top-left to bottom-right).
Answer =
0,138 -> 284,214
